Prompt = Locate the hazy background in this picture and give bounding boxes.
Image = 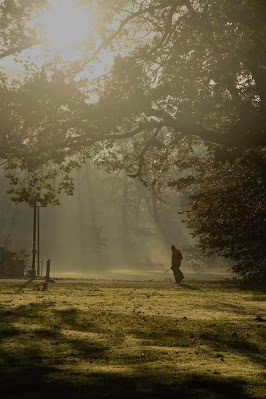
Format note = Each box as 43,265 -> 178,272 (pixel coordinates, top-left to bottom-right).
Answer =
0,164 -> 230,278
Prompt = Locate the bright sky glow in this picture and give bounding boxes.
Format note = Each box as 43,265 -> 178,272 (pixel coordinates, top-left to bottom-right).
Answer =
41,0 -> 96,52
0,0 -> 114,83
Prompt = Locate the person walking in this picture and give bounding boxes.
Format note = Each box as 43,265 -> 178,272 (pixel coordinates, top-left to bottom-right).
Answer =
171,245 -> 184,284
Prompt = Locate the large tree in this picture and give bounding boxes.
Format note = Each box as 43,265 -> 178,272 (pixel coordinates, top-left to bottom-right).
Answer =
0,0 -> 265,279
90,0 -> 266,281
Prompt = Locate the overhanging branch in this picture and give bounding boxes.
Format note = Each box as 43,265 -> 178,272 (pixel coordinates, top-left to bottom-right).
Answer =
145,107 -> 266,147
128,127 -> 161,180
0,39 -> 46,59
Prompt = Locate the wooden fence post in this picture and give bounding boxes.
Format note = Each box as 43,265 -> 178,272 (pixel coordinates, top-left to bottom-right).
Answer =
45,259 -> 51,281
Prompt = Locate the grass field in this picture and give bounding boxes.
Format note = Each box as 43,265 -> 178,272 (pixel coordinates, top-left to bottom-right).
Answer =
0,279 -> 265,399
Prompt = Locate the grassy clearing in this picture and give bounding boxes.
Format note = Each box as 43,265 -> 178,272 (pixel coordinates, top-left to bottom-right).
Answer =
0,279 -> 265,399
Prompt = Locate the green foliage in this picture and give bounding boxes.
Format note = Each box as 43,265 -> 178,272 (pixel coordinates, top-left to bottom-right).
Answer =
171,149 -> 266,282
0,65 -> 91,204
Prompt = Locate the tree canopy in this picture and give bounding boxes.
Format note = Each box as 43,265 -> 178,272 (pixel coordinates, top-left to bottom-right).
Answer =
0,0 -> 265,280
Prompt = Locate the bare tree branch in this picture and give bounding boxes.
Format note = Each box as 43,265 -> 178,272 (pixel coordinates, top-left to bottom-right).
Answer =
128,126 -> 161,179
78,1 -> 186,71
0,39 -> 46,59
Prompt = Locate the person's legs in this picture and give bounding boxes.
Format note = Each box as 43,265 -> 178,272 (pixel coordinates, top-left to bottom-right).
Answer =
173,269 -> 184,284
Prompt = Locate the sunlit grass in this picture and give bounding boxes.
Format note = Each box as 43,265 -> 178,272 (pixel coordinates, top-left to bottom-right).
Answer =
0,280 -> 265,398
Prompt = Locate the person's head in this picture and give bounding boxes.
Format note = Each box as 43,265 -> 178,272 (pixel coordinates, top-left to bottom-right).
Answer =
171,245 -> 176,252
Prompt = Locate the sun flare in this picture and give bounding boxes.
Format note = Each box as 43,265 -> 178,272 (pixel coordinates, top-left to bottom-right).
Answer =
41,0 -> 96,51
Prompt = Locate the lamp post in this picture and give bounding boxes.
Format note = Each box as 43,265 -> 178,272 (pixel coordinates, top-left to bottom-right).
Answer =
29,200 -> 47,278
37,203 -> 47,276
29,200 -> 37,279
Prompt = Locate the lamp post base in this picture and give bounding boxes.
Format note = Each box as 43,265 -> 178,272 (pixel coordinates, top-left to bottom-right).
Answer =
28,269 -> 36,279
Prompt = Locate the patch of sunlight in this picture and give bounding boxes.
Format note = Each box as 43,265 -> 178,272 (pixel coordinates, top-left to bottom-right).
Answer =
60,363 -> 133,374
62,329 -> 105,342
41,0 -> 96,52
52,268 -> 233,281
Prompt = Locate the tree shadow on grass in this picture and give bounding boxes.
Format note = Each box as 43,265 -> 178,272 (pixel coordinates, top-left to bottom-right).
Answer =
0,319 -> 255,399
179,283 -> 199,290
0,323 -> 261,399
238,282 -> 266,294
202,301 -> 249,316
0,356 -> 257,399
203,330 -> 266,369
53,306 -> 266,370
0,296 -> 264,399
15,279 -> 34,293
